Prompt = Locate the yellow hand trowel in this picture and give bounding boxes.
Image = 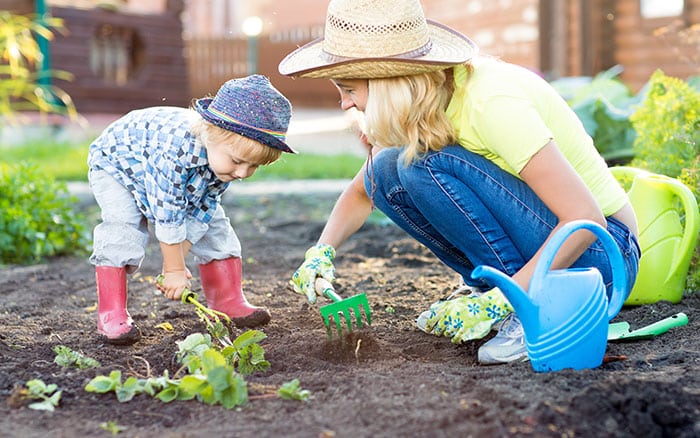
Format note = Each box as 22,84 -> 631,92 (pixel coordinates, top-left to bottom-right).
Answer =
314,278 -> 372,338
607,312 -> 688,342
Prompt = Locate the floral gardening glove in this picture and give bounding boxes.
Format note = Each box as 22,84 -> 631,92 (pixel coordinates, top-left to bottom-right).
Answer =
290,243 -> 336,304
416,287 -> 513,344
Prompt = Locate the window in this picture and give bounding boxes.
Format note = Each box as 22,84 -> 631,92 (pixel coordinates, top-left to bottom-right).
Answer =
640,0 -> 684,19
90,24 -> 144,85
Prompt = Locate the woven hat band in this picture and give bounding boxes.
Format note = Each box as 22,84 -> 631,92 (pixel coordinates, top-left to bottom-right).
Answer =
206,105 -> 286,140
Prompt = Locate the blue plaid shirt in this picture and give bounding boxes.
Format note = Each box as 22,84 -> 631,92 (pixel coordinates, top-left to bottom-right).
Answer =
88,107 -> 229,244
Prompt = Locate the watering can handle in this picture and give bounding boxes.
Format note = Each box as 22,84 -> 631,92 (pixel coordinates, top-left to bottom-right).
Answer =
531,220 -> 628,320
611,167 -> 700,282
660,176 -> 700,281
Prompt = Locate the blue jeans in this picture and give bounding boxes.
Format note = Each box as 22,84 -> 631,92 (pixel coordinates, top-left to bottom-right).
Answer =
364,146 -> 640,299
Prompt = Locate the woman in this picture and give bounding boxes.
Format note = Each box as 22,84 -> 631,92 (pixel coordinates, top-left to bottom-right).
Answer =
278,0 -> 640,364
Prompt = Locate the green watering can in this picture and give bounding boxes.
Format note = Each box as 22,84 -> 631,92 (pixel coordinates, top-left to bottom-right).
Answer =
611,166 -> 700,305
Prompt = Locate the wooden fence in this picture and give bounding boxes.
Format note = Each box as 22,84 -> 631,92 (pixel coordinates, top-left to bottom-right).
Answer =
184,36 -> 340,107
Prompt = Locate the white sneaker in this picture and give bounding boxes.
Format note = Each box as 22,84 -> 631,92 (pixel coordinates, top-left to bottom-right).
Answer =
478,313 -> 528,365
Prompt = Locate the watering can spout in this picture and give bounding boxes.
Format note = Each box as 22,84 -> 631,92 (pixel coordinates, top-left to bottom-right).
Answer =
471,265 -> 535,329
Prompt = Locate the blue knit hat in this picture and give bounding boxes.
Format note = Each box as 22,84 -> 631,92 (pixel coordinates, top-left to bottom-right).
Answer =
195,75 -> 295,153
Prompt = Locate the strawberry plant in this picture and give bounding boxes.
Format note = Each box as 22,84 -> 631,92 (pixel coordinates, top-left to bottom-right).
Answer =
20,379 -> 62,412
53,345 -> 101,369
87,281 -> 310,408
85,330 -> 306,409
278,379 -> 311,401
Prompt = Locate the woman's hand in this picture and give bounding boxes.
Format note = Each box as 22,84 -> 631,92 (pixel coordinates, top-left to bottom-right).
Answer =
290,243 -> 336,304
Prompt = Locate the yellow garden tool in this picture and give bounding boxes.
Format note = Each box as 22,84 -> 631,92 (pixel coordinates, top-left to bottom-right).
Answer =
315,278 -> 372,338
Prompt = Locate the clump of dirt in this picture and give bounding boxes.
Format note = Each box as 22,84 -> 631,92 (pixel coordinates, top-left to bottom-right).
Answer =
1,192 -> 699,437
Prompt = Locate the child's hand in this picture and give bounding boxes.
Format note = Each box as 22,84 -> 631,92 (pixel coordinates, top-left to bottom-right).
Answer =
156,270 -> 192,301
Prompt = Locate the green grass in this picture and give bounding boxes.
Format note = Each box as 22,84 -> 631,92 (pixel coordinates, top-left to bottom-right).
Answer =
0,140 -> 90,181
0,139 -> 366,182
248,153 -> 365,181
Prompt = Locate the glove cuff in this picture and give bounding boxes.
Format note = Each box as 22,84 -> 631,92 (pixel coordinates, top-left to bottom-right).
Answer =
305,243 -> 336,261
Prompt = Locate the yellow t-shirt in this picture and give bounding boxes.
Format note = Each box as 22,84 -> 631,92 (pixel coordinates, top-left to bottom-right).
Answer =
445,61 -> 627,216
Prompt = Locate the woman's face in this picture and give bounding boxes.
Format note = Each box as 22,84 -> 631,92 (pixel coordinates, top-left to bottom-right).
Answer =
332,79 -> 369,112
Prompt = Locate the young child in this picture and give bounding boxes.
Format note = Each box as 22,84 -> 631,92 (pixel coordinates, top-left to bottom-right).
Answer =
88,75 -> 295,345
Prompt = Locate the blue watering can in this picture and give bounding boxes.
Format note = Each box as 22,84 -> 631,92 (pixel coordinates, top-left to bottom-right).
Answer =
471,220 -> 628,372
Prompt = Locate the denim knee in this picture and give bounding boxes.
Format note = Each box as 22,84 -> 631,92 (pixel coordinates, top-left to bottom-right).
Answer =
364,148 -> 402,204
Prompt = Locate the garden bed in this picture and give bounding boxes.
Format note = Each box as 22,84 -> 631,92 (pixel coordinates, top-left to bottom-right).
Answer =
1,192 -> 699,437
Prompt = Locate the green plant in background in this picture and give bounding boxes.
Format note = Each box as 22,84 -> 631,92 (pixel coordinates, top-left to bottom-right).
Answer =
550,65 -> 641,164
0,11 -> 78,124
630,70 -> 700,178
0,162 -> 88,265
629,69 -> 700,291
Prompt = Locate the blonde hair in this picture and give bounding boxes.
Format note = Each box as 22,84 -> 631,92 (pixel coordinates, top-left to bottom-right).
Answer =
363,69 -> 457,163
190,118 -> 282,165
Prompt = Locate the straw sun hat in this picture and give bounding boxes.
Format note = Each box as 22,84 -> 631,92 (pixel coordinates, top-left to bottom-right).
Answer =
278,0 -> 478,79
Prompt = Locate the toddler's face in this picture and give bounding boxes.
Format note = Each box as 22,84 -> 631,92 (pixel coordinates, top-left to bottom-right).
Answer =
206,141 -> 259,182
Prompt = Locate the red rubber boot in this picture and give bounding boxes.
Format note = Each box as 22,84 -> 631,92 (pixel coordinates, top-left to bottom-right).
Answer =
198,257 -> 271,327
96,266 -> 141,345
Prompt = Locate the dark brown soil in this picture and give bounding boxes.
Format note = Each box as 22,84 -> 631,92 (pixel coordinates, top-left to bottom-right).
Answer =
1,192 -> 699,437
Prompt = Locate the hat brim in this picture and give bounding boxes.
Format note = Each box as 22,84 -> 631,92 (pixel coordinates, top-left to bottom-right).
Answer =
195,98 -> 296,154
278,20 -> 478,79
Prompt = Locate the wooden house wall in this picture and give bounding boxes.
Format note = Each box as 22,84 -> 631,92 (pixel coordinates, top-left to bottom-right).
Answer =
5,0 -> 700,112
613,0 -> 700,91
48,6 -> 190,113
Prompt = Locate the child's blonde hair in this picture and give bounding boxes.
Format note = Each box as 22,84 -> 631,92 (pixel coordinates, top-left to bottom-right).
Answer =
191,117 -> 282,165
363,69 -> 457,163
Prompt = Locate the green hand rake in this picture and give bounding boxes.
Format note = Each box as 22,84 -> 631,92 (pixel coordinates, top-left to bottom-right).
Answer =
315,278 -> 372,338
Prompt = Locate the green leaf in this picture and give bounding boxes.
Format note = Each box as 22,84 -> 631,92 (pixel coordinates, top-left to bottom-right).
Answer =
218,374 -> 248,409
155,386 -> 179,403
206,366 -> 233,392
28,399 -> 57,412
278,379 -> 311,401
99,421 -> 127,436
53,345 -> 101,369
177,375 -> 206,401
200,349 -> 226,374
115,377 -> 141,403
85,370 -> 121,393
232,330 -> 267,351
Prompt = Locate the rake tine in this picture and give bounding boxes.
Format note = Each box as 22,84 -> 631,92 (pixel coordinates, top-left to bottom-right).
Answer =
353,306 -> 364,328
316,278 -> 372,339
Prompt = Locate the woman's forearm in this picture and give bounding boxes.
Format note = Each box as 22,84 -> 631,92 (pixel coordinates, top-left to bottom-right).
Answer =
318,169 -> 373,249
